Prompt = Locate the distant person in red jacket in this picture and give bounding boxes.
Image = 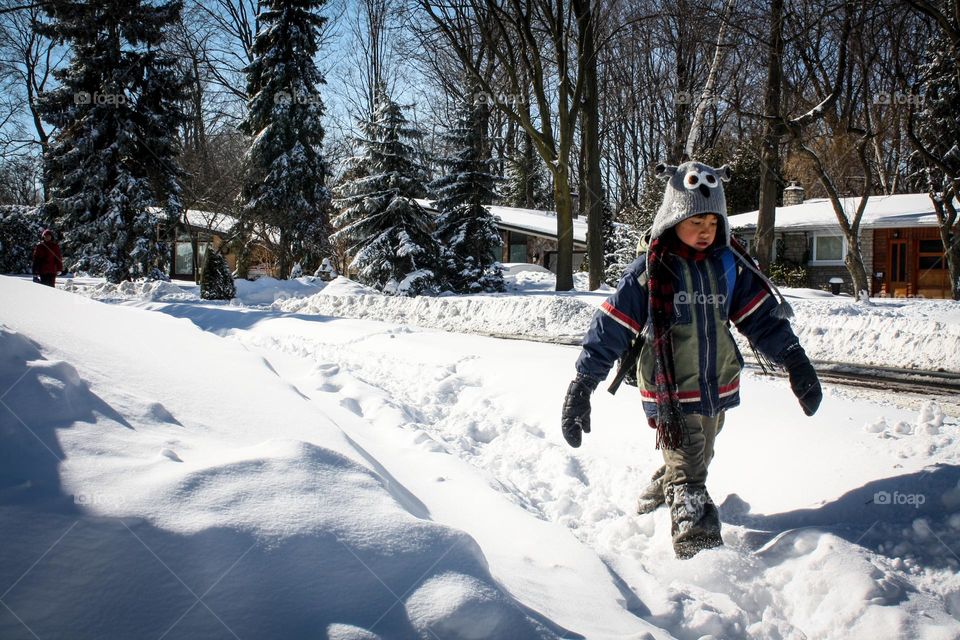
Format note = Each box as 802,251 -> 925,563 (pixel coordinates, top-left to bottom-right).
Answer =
32,229 -> 63,287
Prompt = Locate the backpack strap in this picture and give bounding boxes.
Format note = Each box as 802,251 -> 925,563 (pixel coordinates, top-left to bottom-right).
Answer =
720,248 -> 737,316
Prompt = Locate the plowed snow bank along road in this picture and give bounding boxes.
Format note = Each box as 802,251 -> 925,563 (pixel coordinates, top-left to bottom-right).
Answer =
143,301 -> 960,640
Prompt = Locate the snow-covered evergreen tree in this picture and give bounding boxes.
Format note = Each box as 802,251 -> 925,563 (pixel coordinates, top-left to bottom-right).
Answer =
501,142 -> 551,210
331,86 -> 439,296
200,250 -> 236,300
604,218 -> 642,286
428,94 -> 503,293
239,0 -> 331,279
37,0 -> 187,283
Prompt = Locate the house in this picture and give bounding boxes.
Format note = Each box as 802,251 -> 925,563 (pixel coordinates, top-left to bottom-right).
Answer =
730,191 -> 953,298
416,200 -> 590,272
170,209 -> 277,281
487,204 -> 589,271
173,200 -> 589,281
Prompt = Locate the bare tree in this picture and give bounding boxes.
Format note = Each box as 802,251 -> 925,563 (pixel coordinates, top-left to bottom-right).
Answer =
0,0 -> 62,191
903,0 -> 960,299
418,0 -> 602,290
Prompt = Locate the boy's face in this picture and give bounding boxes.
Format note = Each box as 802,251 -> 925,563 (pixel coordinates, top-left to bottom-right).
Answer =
675,214 -> 719,250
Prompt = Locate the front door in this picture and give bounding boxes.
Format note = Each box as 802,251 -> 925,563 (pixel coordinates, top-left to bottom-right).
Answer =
888,239 -> 909,297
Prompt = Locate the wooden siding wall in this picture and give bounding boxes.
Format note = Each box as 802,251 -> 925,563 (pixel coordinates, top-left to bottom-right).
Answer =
873,228 -> 949,297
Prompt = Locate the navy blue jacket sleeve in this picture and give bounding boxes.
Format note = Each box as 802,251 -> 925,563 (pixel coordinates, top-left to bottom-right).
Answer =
575,256 -> 649,382
728,263 -> 800,364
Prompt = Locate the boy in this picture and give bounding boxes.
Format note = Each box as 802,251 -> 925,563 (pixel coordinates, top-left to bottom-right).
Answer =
32,229 -> 63,288
560,161 -> 822,559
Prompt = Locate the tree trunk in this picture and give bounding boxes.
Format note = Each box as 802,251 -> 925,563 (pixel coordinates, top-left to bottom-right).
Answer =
578,0 -> 603,291
755,0 -> 785,272
234,220 -> 251,280
948,243 -> 960,301
277,229 -> 291,280
844,238 -> 871,299
933,197 -> 960,300
553,163 -> 575,291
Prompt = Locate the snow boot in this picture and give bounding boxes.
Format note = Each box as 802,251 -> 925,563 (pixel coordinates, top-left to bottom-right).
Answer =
669,484 -> 723,559
636,465 -> 667,515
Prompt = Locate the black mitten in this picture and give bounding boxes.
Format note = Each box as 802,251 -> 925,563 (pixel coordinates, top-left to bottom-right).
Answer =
783,346 -> 822,416
561,374 -> 598,447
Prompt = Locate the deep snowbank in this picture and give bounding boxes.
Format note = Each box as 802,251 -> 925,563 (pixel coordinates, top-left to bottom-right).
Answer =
0,277 -> 561,639
278,280 -> 599,342
3,275 -> 960,639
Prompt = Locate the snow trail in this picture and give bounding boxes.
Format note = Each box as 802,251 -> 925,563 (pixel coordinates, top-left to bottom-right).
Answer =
190,307 -> 959,640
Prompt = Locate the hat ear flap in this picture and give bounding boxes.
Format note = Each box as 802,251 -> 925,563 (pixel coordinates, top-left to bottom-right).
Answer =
716,164 -> 732,182
655,163 -> 677,181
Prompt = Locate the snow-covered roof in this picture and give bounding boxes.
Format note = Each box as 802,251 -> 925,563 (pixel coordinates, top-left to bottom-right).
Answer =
730,193 -> 949,231
487,204 -> 588,245
417,199 -> 588,245
146,207 -> 238,234
183,209 -> 238,235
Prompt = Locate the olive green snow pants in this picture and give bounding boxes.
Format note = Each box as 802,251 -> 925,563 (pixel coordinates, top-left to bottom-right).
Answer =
661,412 -> 725,490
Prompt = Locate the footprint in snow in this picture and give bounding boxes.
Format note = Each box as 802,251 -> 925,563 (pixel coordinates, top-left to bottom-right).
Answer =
145,402 -> 182,426
159,448 -> 182,462
340,397 -> 363,416
316,363 -> 340,376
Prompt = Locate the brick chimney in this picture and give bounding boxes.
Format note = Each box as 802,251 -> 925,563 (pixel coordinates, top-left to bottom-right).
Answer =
783,181 -> 805,206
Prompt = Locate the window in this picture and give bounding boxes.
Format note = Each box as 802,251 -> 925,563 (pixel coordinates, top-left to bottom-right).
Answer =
174,238 -> 209,277
742,234 -> 777,261
175,242 -> 194,275
918,239 -> 945,270
508,232 -> 528,263
889,240 -> 907,283
809,234 -> 845,264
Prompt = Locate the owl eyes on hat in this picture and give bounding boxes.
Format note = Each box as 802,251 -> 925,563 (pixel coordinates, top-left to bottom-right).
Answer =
683,170 -> 719,190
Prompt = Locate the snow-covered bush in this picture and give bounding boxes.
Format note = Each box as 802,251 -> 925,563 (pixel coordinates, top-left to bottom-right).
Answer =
0,206 -> 44,274
201,251 -> 236,300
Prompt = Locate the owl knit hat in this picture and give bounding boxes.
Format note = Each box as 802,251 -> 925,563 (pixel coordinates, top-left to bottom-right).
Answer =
644,160 -> 793,449
650,160 -> 793,318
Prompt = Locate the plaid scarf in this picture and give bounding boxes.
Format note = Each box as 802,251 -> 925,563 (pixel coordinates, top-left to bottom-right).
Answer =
646,234 -> 708,449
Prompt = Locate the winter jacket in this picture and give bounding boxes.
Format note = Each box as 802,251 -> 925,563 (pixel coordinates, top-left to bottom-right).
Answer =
32,240 -> 63,276
576,246 -> 801,418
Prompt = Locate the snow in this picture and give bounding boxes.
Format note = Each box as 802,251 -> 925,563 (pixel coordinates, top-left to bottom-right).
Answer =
417,199 -> 589,244
49,271 -> 960,372
2,273 -> 960,639
730,192 -> 959,230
